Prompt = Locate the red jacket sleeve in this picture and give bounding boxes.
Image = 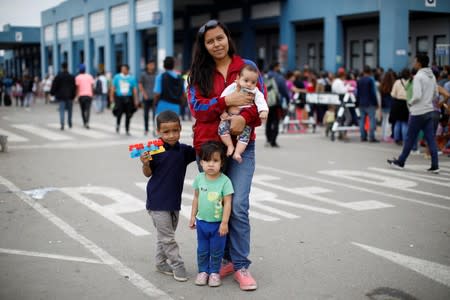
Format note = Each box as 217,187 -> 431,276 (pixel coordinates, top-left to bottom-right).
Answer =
188,84 -> 227,122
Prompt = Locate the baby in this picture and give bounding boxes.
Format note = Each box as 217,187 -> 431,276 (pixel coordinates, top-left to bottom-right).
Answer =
218,64 -> 268,163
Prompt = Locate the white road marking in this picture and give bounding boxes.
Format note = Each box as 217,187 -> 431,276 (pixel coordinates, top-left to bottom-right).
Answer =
321,170 -> 450,201
257,165 -> 450,211
11,124 -> 73,141
0,128 -> 29,142
369,167 -> 450,187
59,186 -> 150,236
353,242 -> 450,287
253,174 -> 393,211
9,139 -> 130,150
48,123 -> 112,139
137,182 -> 284,222
0,176 -> 172,300
251,186 -> 338,215
88,122 -> 117,133
24,187 -> 58,199
0,248 -> 103,264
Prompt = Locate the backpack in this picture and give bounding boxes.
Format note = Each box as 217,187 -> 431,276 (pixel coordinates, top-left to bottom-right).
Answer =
264,75 -> 279,107
161,72 -> 184,104
94,79 -> 103,95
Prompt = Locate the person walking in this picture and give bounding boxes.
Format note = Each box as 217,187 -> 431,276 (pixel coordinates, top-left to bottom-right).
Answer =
50,62 -> 76,130
42,75 -> 53,104
93,71 -> 108,113
154,56 -> 185,117
265,61 -> 289,147
139,60 -> 157,135
187,19 -> 262,291
356,65 -> 379,142
110,64 -> 138,135
388,54 -> 440,173
22,75 -> 34,108
75,64 -> 95,129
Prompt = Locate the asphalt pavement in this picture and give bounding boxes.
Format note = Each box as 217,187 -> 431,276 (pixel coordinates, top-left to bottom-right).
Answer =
1,100 -> 449,300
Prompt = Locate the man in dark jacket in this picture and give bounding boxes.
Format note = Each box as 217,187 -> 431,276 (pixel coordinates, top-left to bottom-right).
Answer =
51,62 -> 76,130
356,65 -> 379,142
265,61 -> 289,148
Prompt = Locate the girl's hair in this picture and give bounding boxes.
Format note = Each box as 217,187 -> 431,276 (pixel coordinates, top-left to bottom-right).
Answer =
379,71 -> 396,95
199,141 -> 226,164
156,110 -> 181,130
188,20 -> 237,97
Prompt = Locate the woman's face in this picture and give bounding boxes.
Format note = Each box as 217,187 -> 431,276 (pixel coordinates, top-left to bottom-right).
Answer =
203,26 -> 229,61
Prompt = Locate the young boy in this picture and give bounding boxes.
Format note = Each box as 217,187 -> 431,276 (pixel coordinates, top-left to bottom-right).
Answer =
189,141 -> 233,287
218,64 -> 268,163
140,110 -> 196,281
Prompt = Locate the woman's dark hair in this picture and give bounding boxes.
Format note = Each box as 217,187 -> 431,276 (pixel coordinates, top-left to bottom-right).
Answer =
199,141 -> 226,164
400,68 -> 411,80
188,20 -> 236,97
379,71 -> 396,95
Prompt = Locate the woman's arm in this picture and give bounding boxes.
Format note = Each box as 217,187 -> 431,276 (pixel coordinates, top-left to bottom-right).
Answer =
188,84 -> 253,122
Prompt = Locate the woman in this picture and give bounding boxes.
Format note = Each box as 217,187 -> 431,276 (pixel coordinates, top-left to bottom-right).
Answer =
187,20 -> 263,291
390,68 -> 411,145
379,70 -> 396,142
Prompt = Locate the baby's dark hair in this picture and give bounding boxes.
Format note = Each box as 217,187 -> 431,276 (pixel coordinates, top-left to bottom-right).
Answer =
199,141 -> 226,163
156,110 -> 181,129
240,64 -> 259,76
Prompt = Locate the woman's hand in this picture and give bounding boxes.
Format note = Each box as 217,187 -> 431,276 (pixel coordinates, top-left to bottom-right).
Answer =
225,87 -> 254,107
229,115 -> 246,135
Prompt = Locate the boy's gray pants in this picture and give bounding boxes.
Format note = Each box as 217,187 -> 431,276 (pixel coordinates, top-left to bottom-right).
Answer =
148,210 -> 184,270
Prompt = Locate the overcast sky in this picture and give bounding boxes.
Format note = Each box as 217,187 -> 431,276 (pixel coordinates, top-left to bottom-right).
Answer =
0,0 -> 63,30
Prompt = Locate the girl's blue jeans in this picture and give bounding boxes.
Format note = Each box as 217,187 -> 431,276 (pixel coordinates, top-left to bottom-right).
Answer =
196,219 -> 226,274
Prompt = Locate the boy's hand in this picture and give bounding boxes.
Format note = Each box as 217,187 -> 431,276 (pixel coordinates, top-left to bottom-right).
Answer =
259,111 -> 268,122
189,217 -> 196,229
219,222 -> 228,236
140,151 -> 152,164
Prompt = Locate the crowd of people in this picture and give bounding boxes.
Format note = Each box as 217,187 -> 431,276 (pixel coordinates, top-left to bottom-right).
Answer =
1,18 -> 449,293
260,56 -> 450,161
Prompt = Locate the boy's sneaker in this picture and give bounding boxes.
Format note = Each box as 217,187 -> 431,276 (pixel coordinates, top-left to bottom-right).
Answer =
156,262 -> 173,276
208,273 -> 221,287
234,268 -> 257,291
173,266 -> 188,282
387,158 -> 404,169
195,272 -> 208,286
427,167 -> 440,174
219,261 -> 234,278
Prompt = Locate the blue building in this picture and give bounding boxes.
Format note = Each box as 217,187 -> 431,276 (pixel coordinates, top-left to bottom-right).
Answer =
0,25 -> 41,78
40,0 -> 450,77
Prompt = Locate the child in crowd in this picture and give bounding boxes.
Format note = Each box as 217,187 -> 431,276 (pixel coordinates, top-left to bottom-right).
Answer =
140,110 -> 196,282
189,141 -> 234,287
218,64 -> 268,163
323,105 -> 336,137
